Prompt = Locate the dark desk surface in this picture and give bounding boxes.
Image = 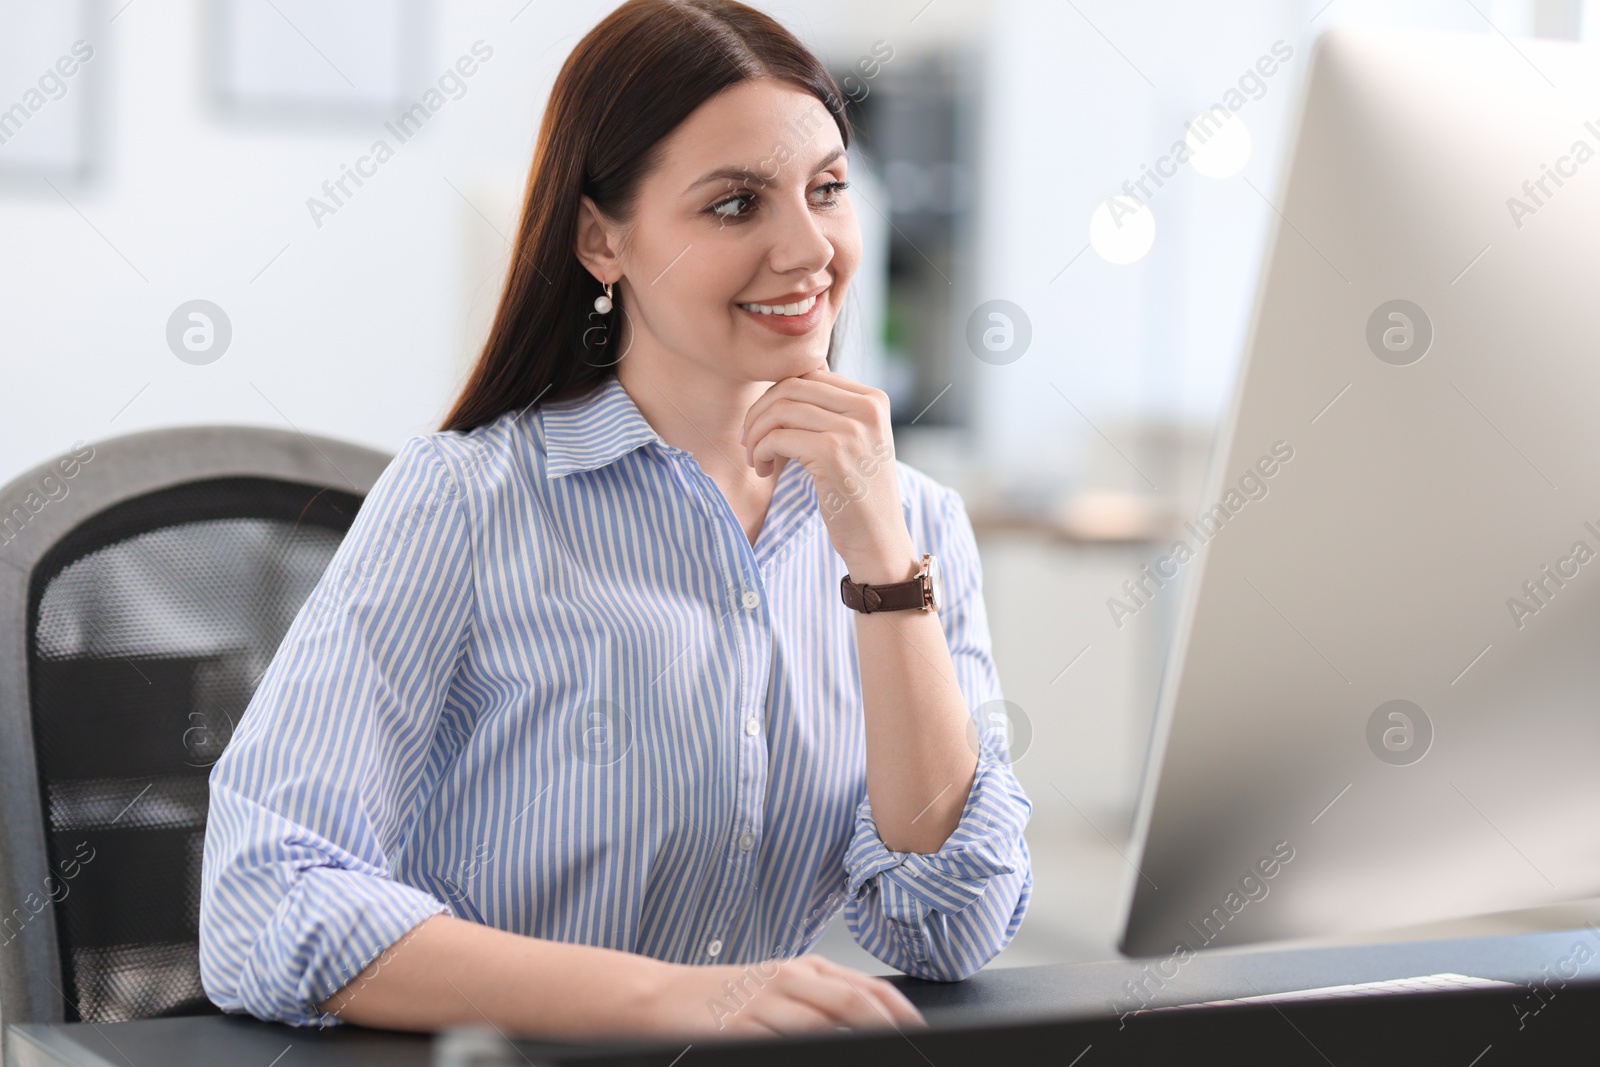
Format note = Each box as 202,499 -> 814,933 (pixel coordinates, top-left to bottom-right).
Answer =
10,923 -> 1600,1067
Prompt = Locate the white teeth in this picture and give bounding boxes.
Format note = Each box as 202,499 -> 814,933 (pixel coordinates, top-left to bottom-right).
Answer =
739,293 -> 818,316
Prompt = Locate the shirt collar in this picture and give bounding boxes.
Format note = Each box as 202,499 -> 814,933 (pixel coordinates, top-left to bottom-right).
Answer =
540,375 -> 668,479
537,375 -> 908,547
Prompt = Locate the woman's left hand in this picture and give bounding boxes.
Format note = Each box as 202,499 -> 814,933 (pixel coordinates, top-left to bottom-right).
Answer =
741,367 -> 915,581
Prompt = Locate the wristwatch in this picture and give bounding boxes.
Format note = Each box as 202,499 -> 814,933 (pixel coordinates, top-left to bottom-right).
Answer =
840,553 -> 941,614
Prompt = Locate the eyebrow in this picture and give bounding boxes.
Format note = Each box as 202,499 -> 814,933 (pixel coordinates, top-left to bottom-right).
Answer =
685,144 -> 846,194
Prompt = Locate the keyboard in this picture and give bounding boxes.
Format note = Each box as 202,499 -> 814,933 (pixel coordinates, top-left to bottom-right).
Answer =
1143,972 -> 1520,1012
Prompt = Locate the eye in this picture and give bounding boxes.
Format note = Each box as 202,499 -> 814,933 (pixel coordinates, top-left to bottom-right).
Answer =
810,179 -> 850,205
709,191 -> 756,221
706,180 -> 851,224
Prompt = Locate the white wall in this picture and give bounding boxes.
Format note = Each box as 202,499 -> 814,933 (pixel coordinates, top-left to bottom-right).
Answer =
3,0 -> 1557,489
0,0 -> 926,488
965,0 -> 1549,507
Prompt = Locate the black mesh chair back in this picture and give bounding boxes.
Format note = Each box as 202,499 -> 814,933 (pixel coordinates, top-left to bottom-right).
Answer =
0,426 -> 391,1044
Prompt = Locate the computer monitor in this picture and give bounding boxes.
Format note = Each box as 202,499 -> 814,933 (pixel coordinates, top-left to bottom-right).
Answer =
1119,23 -> 1600,958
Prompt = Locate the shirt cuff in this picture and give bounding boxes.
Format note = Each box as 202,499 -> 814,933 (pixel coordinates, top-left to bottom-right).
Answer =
210,810 -> 457,1029
842,755 -> 1030,925
274,868 -> 455,1028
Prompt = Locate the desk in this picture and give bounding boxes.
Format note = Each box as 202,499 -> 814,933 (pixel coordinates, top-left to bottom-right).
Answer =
9,925 -> 1600,1066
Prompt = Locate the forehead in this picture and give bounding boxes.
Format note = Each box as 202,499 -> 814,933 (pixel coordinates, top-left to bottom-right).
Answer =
653,78 -> 842,185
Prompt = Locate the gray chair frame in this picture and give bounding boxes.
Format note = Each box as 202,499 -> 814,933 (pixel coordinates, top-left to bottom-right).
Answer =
0,425 -> 392,1048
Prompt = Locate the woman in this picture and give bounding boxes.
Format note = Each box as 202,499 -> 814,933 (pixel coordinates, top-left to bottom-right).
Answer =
199,0 -> 1032,1042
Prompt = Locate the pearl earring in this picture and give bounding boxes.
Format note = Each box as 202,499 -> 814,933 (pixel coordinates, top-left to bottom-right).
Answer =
594,281 -> 613,314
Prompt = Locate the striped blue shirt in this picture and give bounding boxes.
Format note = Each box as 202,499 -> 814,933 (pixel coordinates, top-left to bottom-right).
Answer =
198,373 -> 1033,1028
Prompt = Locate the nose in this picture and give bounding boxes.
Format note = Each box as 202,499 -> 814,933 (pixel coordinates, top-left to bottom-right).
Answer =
767,189 -> 836,278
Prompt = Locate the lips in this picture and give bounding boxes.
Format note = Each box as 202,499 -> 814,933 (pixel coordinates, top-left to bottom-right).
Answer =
738,292 -> 820,316
736,284 -> 830,335
736,282 -> 831,316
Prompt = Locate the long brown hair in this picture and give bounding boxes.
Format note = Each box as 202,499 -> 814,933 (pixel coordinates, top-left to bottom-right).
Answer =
439,0 -> 854,433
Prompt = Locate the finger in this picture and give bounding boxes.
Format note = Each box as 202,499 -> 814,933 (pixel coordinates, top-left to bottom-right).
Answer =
845,975 -> 928,1029
786,373 -> 892,431
777,966 -> 912,1031
799,366 -> 877,396
804,959 -> 926,1027
775,375 -> 873,410
745,399 -> 851,469
773,971 -> 888,1031
742,376 -> 869,444
746,995 -> 845,1036
815,964 -> 925,1029
718,1013 -> 784,1038
748,426 -> 831,479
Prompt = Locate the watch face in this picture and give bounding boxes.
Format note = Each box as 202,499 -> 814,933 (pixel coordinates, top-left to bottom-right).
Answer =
926,554 -> 942,610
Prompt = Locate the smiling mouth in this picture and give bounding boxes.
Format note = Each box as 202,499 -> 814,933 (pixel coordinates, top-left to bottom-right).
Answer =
737,292 -> 821,317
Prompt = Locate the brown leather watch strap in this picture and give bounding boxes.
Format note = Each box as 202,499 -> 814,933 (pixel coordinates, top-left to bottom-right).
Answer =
840,555 -> 931,613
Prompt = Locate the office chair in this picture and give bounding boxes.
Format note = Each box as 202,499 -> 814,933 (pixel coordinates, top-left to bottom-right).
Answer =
0,425 -> 392,1037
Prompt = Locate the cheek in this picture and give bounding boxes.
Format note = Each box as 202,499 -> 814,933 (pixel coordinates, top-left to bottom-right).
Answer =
645,239 -> 744,316
694,256 -> 758,311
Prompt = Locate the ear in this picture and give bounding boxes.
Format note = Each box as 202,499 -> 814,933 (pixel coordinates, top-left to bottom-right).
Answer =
573,194 -> 622,283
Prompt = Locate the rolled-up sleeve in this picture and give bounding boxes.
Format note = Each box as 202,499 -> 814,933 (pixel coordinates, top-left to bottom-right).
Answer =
841,485 -> 1033,980
199,435 -> 473,1027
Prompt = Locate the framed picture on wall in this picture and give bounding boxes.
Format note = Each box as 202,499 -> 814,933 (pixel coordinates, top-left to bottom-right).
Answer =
209,0 -> 430,125
0,0 -> 101,185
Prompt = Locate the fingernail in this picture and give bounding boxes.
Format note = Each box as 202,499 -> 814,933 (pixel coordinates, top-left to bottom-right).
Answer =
738,424 -> 746,445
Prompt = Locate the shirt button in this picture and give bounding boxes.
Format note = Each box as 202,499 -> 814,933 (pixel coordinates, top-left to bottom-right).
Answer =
706,938 -> 723,957
738,831 -> 755,851
741,588 -> 760,610
744,718 -> 760,736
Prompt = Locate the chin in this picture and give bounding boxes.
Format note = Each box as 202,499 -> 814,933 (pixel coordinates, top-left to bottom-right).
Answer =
741,350 -> 829,384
